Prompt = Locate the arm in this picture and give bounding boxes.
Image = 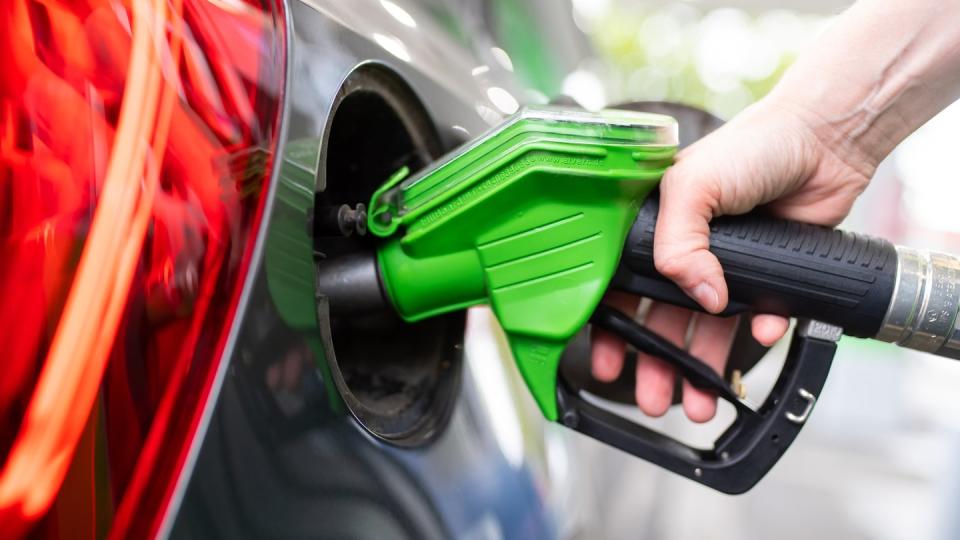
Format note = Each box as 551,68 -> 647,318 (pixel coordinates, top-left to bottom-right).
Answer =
659,0 -> 960,312
593,0 -> 960,422
775,0 -> 960,175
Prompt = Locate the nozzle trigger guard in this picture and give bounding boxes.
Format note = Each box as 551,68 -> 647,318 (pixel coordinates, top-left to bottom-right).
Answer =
556,306 -> 837,494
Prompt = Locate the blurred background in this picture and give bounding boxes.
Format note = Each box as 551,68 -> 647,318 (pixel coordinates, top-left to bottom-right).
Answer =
477,0 -> 960,538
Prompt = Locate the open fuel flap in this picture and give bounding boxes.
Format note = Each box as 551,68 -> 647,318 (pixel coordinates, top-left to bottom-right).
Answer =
312,64 -> 464,445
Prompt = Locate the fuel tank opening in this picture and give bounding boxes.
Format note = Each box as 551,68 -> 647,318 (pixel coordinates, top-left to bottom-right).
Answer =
315,63 -> 463,446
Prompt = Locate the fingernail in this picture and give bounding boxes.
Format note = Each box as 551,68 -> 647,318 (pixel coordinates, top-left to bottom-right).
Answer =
690,282 -> 720,313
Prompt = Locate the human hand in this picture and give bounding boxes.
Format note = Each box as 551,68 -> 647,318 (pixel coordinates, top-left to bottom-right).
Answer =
591,97 -> 876,422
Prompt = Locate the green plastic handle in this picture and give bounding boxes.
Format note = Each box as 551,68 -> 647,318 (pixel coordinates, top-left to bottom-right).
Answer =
369,106 -> 677,420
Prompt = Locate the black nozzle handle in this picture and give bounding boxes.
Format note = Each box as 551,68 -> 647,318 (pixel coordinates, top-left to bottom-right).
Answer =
613,196 -> 898,338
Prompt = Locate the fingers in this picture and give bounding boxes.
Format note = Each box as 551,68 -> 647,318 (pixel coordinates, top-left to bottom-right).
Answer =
593,298 -> 787,424
590,292 -> 640,382
635,302 -> 690,417
751,314 -> 790,346
654,163 -> 728,314
683,314 -> 739,423
590,330 -> 623,382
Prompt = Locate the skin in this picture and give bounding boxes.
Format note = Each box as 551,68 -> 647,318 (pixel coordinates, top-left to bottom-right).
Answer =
592,0 -> 960,422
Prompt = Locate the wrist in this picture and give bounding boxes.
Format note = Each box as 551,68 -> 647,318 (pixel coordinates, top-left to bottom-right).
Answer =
760,89 -> 881,181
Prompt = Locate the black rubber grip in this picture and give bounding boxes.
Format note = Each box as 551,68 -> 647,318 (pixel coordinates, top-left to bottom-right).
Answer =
612,196 -> 898,338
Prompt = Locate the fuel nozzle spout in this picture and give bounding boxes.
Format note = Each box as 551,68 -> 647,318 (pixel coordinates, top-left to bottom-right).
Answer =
315,252 -> 391,316
876,247 -> 960,359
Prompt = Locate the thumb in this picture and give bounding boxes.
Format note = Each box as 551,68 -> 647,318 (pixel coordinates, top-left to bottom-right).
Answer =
653,165 -> 728,314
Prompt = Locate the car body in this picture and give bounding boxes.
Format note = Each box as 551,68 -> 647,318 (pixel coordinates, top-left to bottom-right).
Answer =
0,0 -> 595,537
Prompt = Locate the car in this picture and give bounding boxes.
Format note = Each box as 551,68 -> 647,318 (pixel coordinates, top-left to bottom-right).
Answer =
0,0 -> 597,537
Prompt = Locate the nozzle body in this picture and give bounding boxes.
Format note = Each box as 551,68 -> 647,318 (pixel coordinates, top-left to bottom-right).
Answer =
367,106 -> 678,420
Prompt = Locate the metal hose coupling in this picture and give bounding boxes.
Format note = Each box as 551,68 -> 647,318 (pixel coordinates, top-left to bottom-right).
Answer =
876,246 -> 960,360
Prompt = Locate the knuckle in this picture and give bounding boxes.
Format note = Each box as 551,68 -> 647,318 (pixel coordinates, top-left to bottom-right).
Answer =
654,253 -> 687,281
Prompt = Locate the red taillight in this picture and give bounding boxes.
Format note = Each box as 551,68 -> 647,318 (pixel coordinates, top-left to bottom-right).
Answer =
0,0 -> 286,536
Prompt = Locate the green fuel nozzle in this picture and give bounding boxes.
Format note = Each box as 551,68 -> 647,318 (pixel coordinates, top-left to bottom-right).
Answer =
344,101 -> 960,494
367,106 -> 678,419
